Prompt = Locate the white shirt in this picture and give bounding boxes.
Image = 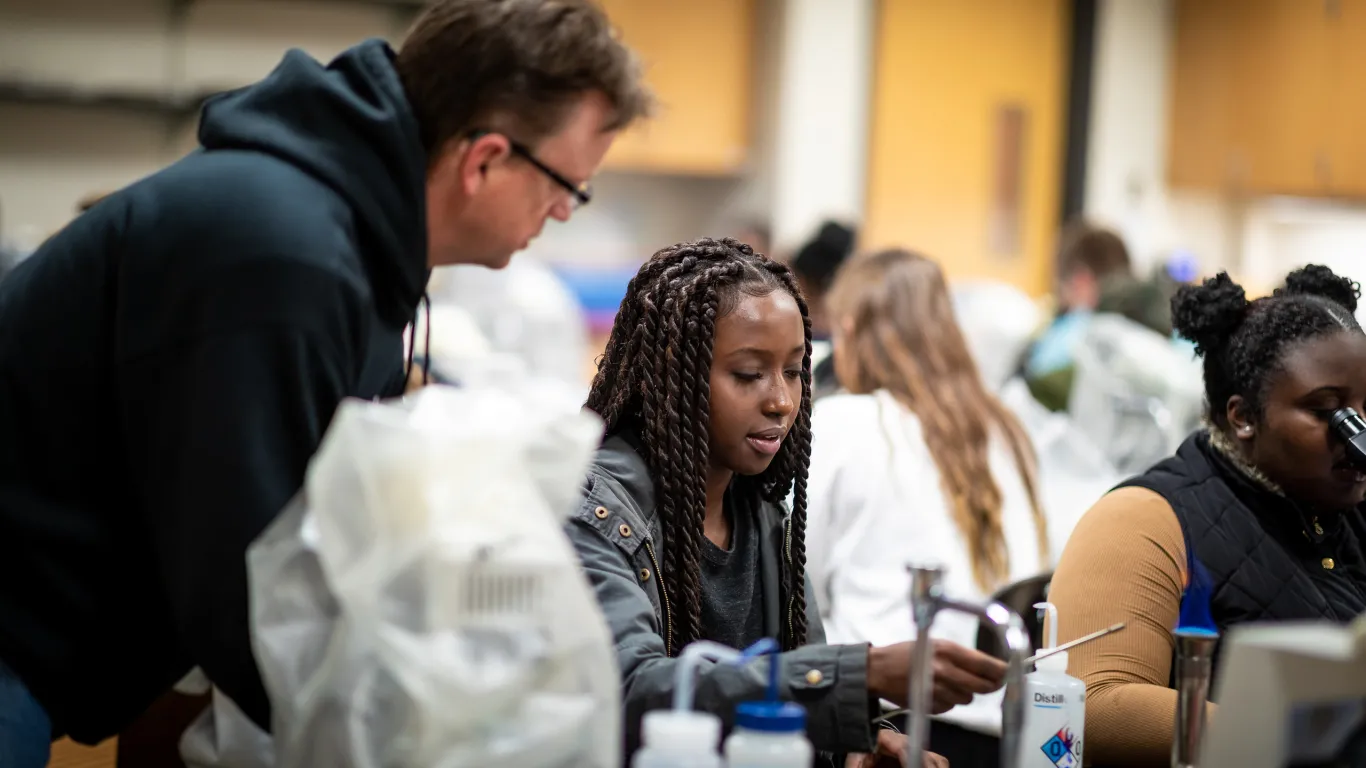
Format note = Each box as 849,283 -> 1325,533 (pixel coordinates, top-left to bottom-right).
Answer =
806,390 -> 1051,734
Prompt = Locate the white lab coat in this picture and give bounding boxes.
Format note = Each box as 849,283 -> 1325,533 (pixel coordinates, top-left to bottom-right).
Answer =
805,390 -> 1051,735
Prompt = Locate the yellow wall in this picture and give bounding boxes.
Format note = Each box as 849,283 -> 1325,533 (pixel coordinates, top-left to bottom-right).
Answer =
599,0 -> 756,175
864,0 -> 1070,295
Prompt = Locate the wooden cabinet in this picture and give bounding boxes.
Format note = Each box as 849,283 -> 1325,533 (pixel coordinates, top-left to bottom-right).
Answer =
1332,0 -> 1366,195
597,0 -> 755,175
1168,0 -> 1366,196
1166,0 -> 1236,190
863,0 -> 1069,295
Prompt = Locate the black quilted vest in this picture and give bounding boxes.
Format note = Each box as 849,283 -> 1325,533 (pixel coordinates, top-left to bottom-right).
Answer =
1119,431 -> 1366,693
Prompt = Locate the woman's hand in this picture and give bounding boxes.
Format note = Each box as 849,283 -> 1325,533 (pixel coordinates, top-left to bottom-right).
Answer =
844,729 -> 949,767
867,639 -> 1006,712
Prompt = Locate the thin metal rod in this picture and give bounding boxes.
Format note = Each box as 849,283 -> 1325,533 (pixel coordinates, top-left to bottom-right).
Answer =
979,601 -> 1031,768
906,564 -> 944,768
1026,622 -> 1127,665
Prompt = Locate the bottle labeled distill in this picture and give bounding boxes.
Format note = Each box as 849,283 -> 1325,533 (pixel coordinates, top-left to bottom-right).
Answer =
1023,602 -> 1086,768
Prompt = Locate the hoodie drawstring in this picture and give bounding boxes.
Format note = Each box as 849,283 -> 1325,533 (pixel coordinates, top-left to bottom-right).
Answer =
403,292 -> 433,389
421,291 -> 432,386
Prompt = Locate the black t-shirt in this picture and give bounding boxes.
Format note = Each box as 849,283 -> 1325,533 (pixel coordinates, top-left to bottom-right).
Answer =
699,493 -> 766,650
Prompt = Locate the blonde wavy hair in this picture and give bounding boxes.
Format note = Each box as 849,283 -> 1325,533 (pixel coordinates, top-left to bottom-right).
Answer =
827,248 -> 1048,592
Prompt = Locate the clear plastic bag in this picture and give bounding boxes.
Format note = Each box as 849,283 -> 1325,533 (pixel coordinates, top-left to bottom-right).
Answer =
233,381 -> 619,768
1068,313 -> 1205,474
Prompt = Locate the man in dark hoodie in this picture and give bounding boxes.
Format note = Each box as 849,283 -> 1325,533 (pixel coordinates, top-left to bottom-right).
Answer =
0,1 -> 650,764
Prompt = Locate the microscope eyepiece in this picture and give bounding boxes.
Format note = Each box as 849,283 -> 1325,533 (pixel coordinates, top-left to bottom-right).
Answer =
1331,407 -> 1366,435
1331,407 -> 1366,471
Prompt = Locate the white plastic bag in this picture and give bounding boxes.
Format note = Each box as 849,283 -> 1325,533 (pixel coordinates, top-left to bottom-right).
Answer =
181,688 -> 275,768
1068,314 -> 1205,473
237,381 -> 618,768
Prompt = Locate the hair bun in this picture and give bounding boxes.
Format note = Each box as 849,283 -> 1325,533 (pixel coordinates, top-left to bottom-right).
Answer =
793,220 -> 857,287
1171,272 -> 1248,356
1278,264 -> 1360,313
815,221 -> 856,255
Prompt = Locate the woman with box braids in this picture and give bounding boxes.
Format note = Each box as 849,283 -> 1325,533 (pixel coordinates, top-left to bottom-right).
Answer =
572,237 -> 1007,767
585,237 -> 813,653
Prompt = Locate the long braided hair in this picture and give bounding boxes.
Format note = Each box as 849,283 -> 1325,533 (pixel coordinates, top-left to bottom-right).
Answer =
586,237 -> 814,655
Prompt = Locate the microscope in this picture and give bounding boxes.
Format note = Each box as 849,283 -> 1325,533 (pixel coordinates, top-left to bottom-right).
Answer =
1331,407 -> 1366,471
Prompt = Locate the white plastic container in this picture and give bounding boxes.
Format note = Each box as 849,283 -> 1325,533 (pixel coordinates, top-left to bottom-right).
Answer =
630,639 -> 768,768
632,710 -> 724,768
1023,602 -> 1086,768
723,701 -> 812,768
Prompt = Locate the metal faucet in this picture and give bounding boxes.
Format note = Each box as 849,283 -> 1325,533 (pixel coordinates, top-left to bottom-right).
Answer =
906,563 -> 1033,768
1171,629 -> 1219,768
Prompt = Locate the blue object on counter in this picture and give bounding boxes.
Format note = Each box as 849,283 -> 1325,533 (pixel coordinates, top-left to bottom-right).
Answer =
732,638 -> 806,733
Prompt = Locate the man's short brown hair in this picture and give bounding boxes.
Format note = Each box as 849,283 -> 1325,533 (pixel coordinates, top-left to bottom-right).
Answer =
395,0 -> 652,156
1056,219 -> 1132,280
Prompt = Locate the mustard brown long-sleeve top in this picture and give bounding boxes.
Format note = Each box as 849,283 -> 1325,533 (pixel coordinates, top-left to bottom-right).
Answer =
1048,486 -> 1215,767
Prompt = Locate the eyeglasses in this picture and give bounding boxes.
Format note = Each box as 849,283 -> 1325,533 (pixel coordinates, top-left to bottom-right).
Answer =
469,130 -> 593,210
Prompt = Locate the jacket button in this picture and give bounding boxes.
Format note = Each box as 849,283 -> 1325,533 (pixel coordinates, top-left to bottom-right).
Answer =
1323,557 -> 1336,570
619,524 -> 633,538
594,506 -> 609,520
639,568 -> 651,582
805,669 -> 823,685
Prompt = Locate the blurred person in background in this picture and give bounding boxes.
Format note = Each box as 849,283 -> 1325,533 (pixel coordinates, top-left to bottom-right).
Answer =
807,249 -> 1054,767
1054,251 -> 1206,475
1099,249 -> 1204,341
1049,265 -> 1366,766
790,220 -> 858,399
1025,220 -> 1134,411
0,1 -> 650,765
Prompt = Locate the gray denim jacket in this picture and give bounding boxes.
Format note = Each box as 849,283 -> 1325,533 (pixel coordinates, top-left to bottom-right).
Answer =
565,435 -> 876,759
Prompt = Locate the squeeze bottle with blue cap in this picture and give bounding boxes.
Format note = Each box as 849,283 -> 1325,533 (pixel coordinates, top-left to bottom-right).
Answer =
633,639 -> 773,768
1023,602 -> 1085,768
723,641 -> 812,768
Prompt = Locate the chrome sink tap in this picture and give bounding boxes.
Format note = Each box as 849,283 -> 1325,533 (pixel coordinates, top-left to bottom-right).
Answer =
905,563 -> 1032,768
1171,629 -> 1219,768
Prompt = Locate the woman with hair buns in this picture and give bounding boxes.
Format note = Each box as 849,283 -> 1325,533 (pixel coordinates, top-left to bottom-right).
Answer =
1048,264 -> 1366,765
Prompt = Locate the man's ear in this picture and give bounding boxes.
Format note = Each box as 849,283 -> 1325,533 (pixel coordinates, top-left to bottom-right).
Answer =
434,133 -> 510,197
1227,395 -> 1256,440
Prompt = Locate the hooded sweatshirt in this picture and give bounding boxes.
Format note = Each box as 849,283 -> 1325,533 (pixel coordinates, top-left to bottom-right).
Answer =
0,39 -> 428,743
